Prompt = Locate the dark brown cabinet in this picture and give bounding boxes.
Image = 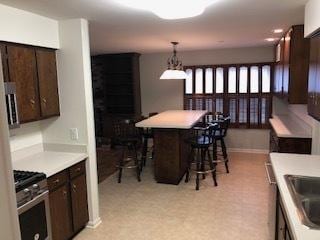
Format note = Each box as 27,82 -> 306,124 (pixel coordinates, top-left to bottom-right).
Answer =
71,174 -> 89,232
276,190 -> 293,240
270,127 -> 312,154
7,45 -> 40,123
1,42 -> 60,123
0,43 -> 9,82
274,25 -> 310,104
36,48 -> 60,118
308,33 -> 320,121
49,184 -> 73,240
48,161 -> 89,240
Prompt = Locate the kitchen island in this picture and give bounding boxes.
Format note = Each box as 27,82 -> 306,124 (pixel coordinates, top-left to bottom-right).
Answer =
136,110 -> 207,184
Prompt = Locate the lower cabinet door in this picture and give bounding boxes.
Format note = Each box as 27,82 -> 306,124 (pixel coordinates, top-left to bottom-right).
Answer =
49,185 -> 73,240
277,203 -> 286,240
71,174 -> 89,232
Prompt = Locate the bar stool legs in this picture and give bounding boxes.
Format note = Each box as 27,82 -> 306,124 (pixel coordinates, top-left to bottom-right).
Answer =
117,143 -> 141,183
141,136 -> 148,167
212,139 -> 229,174
185,148 -> 218,191
220,139 -> 229,173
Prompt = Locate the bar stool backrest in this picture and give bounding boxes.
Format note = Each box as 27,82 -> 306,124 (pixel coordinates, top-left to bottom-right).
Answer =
113,119 -> 140,139
193,123 -> 218,145
219,117 -> 231,137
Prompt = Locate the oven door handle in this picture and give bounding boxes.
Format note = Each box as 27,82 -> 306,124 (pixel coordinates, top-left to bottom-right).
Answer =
265,162 -> 277,185
18,190 -> 49,214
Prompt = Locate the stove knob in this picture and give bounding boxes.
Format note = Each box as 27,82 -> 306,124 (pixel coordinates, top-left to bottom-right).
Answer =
23,188 -> 31,197
32,184 -> 40,191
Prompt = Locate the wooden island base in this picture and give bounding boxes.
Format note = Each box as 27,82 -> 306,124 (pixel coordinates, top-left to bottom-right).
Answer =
153,129 -> 191,185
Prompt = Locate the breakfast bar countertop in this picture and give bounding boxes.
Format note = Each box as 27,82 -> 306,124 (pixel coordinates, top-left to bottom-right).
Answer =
135,110 -> 207,129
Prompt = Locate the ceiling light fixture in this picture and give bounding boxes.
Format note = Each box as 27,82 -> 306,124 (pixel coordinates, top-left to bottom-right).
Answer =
265,38 -> 276,42
273,29 -> 284,33
160,42 -> 187,80
114,0 -> 217,20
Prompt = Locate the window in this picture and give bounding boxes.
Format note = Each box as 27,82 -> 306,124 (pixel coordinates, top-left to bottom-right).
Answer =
239,67 -> 248,93
183,62 -> 273,128
215,68 -> 224,93
195,68 -> 203,94
185,69 -> 193,94
228,67 -> 236,93
250,66 -> 259,93
205,68 -> 213,94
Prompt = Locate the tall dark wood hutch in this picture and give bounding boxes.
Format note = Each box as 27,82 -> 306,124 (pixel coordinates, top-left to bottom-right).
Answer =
91,53 -> 141,144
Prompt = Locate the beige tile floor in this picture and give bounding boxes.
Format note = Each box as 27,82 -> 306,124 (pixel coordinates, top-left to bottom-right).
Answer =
74,152 -> 272,240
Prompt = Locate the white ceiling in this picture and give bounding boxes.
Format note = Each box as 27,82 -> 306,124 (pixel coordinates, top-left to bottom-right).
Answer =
0,0 -> 308,54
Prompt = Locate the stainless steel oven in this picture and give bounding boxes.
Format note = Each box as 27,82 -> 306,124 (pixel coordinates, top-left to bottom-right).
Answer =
4,82 -> 20,129
18,190 -> 52,240
15,171 -> 52,240
265,160 -> 277,240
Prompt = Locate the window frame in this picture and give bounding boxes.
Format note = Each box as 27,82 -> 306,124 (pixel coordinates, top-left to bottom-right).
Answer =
183,62 -> 274,129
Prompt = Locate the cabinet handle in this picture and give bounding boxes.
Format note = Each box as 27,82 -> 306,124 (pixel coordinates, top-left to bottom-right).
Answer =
42,98 -> 47,105
54,179 -> 60,184
72,184 -> 77,192
30,99 -> 35,109
76,167 -> 81,172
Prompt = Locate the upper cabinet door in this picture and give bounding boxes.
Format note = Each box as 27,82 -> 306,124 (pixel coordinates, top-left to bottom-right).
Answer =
0,44 -> 9,82
308,36 -> 318,117
7,45 -> 40,123
36,48 -> 60,118
282,29 -> 292,98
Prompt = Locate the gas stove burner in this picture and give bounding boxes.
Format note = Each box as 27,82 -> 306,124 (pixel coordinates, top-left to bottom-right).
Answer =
13,170 -> 46,193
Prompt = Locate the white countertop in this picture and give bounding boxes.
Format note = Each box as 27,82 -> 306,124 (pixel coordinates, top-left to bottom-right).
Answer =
135,110 -> 207,129
269,115 -> 312,138
12,151 -> 88,177
270,153 -> 320,240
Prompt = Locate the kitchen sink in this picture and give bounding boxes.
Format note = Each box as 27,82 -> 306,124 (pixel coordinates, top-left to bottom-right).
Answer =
285,175 -> 320,229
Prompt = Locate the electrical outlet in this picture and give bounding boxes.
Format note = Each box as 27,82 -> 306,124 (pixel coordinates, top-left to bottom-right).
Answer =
70,128 -> 79,141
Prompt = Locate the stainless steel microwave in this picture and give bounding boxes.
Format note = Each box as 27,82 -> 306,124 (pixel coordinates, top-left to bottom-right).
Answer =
4,82 -> 20,129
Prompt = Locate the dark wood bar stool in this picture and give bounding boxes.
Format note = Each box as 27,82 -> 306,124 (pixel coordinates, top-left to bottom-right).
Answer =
185,124 -> 218,190
112,119 -> 141,183
211,116 -> 231,173
141,112 -> 158,167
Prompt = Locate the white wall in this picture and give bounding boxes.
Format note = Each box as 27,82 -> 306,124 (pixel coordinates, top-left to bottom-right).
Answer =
9,122 -> 43,152
0,4 -> 59,48
41,19 -> 100,227
305,0 -> 320,37
140,46 -> 274,151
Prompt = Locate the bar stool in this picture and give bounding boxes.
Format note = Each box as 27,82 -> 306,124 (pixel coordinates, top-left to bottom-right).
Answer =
185,124 -> 218,190
212,116 -> 231,173
141,112 -> 158,167
112,119 -> 141,183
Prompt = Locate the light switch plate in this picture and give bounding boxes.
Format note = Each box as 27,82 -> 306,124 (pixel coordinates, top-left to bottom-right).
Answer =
70,128 -> 79,140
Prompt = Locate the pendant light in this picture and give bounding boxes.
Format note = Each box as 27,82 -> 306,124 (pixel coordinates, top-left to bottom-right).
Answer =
160,42 -> 187,80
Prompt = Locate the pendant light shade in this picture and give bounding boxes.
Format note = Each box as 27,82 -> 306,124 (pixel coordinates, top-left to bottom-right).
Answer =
160,42 -> 187,80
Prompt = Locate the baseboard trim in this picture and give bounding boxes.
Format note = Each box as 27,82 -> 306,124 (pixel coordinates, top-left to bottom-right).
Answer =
228,148 -> 269,154
86,217 -> 102,229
